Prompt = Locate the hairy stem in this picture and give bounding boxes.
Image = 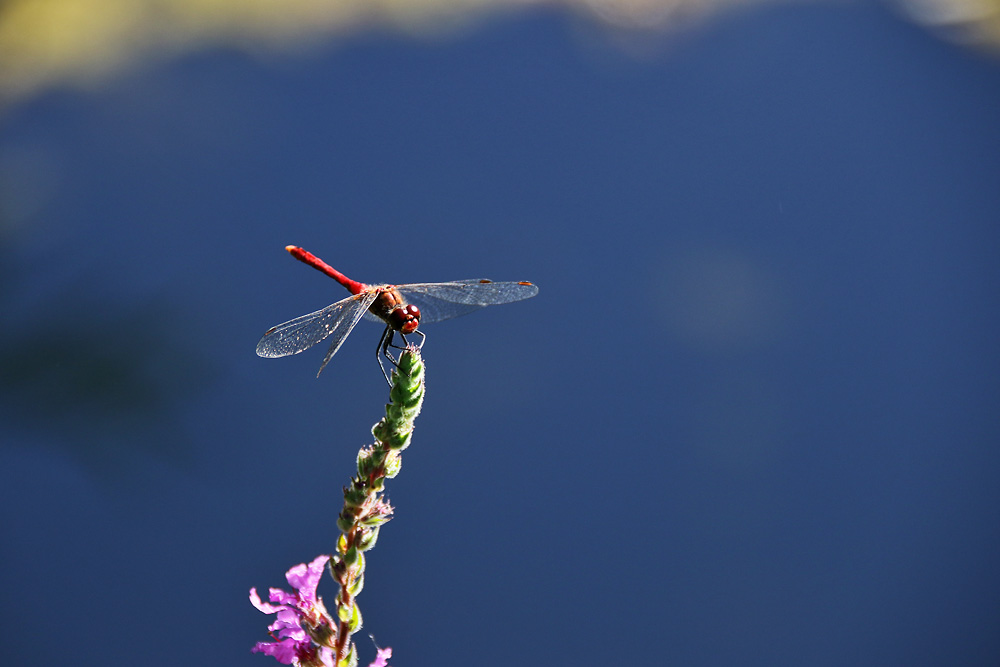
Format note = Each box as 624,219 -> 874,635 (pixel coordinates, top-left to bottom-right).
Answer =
330,347 -> 424,666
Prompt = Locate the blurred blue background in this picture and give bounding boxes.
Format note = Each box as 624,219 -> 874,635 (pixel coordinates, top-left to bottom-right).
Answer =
1,2 -> 999,666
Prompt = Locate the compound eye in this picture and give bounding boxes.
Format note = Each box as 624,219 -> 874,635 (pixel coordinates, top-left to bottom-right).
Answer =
405,304 -> 421,319
387,309 -> 406,330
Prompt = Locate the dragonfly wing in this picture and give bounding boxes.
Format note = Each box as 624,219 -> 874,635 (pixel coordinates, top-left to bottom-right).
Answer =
397,280 -> 539,324
315,295 -> 380,376
256,291 -> 378,359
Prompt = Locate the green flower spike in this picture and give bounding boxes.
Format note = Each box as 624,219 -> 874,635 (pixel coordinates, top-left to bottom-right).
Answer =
330,346 -> 424,667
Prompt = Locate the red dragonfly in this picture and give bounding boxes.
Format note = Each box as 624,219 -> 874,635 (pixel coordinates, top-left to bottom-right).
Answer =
256,246 -> 539,382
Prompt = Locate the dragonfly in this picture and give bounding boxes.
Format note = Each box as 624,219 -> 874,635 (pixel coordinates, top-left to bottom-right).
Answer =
256,246 -> 539,383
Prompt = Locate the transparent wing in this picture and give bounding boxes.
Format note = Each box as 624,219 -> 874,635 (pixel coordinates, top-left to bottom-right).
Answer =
395,280 -> 539,324
256,291 -> 379,360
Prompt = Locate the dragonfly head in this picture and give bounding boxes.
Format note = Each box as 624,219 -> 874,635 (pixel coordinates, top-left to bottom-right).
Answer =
389,304 -> 421,334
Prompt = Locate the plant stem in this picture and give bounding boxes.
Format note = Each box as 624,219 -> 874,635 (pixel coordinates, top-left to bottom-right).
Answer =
330,346 -> 424,666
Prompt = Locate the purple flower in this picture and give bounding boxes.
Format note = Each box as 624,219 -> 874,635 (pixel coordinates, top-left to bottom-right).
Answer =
368,647 -> 392,667
251,555 -> 336,666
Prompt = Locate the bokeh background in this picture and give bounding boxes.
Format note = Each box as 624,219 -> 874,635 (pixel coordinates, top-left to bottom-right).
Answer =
1,1 -> 999,665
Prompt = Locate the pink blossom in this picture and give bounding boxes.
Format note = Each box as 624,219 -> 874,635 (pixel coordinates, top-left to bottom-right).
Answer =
368,647 -> 392,667
251,555 -> 335,666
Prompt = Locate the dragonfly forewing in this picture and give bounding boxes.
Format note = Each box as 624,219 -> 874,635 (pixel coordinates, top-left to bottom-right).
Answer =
256,291 -> 379,359
397,280 -> 540,324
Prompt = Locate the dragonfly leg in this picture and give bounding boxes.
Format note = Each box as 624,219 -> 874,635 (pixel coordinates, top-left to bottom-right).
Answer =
376,325 -> 395,386
391,329 -> 425,351
408,330 -> 427,349
377,328 -> 424,385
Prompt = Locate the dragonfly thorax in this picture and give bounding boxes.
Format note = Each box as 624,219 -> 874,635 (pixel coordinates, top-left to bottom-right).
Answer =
371,287 -> 421,334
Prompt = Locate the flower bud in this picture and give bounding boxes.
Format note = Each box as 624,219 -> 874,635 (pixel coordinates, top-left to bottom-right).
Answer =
360,510 -> 391,529
337,601 -> 354,624
371,420 -> 391,442
356,525 -> 381,550
383,452 -> 402,478
343,486 -> 367,508
307,616 -> 336,647
356,450 -> 376,478
343,545 -> 359,566
384,429 -> 412,451
347,570 -> 365,596
385,403 -> 404,424
340,643 -> 358,667
336,511 -> 355,533
347,601 -> 363,632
